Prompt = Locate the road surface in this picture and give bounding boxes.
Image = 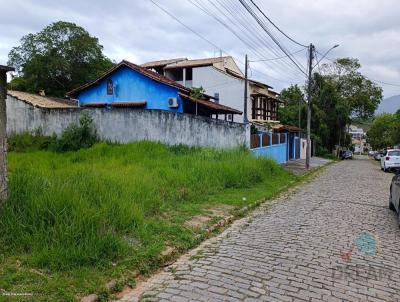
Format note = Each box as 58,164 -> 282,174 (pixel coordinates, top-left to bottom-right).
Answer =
121,156 -> 400,302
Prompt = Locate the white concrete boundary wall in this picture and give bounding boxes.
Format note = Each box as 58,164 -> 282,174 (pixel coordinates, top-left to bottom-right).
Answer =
6,96 -> 250,149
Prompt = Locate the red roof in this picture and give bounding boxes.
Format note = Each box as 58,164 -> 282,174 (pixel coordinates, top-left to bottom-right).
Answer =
67,60 -> 190,97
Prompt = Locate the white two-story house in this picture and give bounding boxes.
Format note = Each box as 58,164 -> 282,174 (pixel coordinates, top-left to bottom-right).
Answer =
142,56 -> 281,124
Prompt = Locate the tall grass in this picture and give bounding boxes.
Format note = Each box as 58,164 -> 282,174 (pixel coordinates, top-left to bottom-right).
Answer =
0,142 -> 293,273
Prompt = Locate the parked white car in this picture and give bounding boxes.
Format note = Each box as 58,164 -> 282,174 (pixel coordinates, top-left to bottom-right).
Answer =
381,149 -> 400,172
389,171 -> 400,227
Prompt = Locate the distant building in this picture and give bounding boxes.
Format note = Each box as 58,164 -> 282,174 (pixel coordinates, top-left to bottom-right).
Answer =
349,125 -> 365,140
349,125 -> 368,153
67,60 -> 242,119
142,56 -> 281,123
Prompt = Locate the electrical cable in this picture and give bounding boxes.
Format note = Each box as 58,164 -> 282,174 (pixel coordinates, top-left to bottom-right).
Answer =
238,0 -> 307,76
248,0 -> 308,48
148,0 -> 304,87
189,0 -> 305,80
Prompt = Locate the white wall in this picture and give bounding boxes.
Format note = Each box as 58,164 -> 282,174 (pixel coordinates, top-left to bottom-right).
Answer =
192,66 -> 246,123
300,138 -> 307,160
7,96 -> 250,149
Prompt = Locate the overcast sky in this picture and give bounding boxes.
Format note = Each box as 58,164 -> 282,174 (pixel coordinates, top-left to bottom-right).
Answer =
1,0 -> 399,98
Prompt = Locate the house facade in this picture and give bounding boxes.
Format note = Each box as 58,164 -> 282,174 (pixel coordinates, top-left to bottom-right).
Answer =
349,125 -> 365,140
142,56 -> 281,124
68,60 -> 242,119
348,125 -> 368,153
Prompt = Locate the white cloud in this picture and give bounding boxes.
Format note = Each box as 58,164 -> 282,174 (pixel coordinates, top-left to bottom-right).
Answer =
0,0 -> 399,97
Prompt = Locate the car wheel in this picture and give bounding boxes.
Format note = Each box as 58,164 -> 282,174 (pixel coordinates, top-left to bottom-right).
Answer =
390,191 -> 396,211
398,207 -> 400,229
390,200 -> 396,211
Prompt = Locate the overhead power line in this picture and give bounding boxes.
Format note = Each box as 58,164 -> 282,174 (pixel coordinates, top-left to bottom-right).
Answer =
367,79 -> 400,88
314,50 -> 400,89
237,0 -> 307,71
238,0 -> 308,76
148,0 -> 303,85
249,48 -> 307,62
147,0 -> 222,53
191,0 -> 305,80
248,0 -> 308,48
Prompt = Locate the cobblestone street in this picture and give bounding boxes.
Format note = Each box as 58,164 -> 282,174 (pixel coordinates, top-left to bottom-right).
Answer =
120,157 -> 400,302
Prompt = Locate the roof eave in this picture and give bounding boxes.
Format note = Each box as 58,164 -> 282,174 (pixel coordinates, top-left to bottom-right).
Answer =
0,65 -> 14,72
67,60 -> 190,97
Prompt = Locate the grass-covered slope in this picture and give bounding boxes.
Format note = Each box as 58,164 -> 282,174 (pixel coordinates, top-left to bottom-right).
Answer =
0,142 -> 297,301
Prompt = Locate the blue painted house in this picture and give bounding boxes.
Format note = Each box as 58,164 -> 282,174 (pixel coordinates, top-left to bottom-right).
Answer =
68,60 -> 242,119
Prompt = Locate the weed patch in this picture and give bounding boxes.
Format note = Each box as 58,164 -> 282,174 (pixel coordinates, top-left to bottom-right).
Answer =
0,142 -> 298,301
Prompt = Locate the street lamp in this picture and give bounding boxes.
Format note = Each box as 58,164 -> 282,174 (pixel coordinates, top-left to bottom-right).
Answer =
313,44 -> 340,68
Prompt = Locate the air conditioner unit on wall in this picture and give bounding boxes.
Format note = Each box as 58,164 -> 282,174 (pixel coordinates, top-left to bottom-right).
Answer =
168,97 -> 179,108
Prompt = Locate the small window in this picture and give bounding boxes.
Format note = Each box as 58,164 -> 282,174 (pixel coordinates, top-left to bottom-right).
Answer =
107,79 -> 113,95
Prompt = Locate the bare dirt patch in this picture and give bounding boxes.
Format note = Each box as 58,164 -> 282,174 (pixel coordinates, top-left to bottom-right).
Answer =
184,204 -> 235,229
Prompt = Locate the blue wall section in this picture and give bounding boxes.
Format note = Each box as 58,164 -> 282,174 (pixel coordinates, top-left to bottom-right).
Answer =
77,66 -> 183,113
252,143 -> 288,164
251,132 -> 288,164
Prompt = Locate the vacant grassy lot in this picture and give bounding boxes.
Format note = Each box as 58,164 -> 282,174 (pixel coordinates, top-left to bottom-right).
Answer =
0,142 -> 297,301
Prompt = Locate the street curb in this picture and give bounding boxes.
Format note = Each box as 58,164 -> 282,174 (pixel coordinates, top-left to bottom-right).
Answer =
82,160 -> 335,302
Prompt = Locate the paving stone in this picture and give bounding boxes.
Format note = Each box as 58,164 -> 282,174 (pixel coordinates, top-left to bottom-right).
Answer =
119,157 -> 400,301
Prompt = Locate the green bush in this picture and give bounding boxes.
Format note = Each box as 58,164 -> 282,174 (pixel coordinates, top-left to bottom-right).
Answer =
8,113 -> 98,153
8,128 -> 57,152
54,113 -> 98,152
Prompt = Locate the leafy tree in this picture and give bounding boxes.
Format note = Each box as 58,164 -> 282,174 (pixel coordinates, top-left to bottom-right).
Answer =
279,57 -> 383,155
279,84 -> 306,128
322,58 -> 382,119
367,113 -> 396,150
390,111 -> 400,147
190,86 -> 205,99
312,73 -> 351,152
8,21 -> 114,97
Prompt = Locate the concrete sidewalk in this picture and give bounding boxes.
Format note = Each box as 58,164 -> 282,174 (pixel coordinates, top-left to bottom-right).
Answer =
283,157 -> 332,175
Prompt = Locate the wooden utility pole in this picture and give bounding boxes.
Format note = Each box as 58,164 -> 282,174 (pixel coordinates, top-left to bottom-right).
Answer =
306,44 -> 314,170
0,65 -> 14,205
243,54 -> 249,124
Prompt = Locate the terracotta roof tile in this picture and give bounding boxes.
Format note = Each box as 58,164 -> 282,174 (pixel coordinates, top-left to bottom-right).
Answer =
141,58 -> 187,68
67,60 -> 190,97
7,90 -> 77,109
163,57 -> 229,69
